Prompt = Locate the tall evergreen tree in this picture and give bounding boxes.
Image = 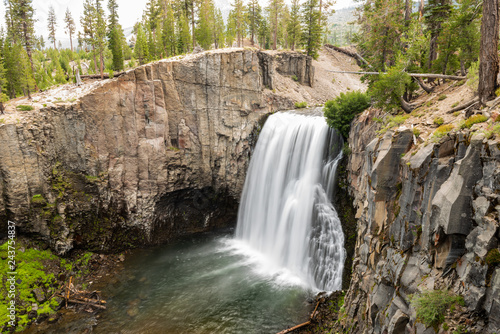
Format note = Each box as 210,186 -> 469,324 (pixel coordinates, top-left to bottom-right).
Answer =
301,0 -> 322,59
64,8 -> 75,52
81,0 -> 98,73
177,13 -> 191,53
246,0 -> 261,46
287,0 -> 301,50
95,0 -> 107,78
162,1 -> 176,56
268,0 -> 284,50
47,6 -> 57,49
134,23 -> 149,63
229,0 -> 246,47
108,0 -> 124,71
212,7 -> 225,48
196,0 -> 213,49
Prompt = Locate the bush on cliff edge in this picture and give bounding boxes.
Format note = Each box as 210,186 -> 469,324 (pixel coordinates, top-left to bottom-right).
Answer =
324,91 -> 371,138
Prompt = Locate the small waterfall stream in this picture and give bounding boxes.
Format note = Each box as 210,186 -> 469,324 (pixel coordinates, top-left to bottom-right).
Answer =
236,112 -> 345,291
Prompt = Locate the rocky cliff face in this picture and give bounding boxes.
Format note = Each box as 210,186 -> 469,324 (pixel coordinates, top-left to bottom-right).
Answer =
0,49 -> 314,254
340,109 -> 500,333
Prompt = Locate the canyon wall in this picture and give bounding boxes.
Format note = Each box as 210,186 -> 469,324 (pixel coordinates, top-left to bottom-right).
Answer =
0,49 -> 314,254
340,109 -> 500,333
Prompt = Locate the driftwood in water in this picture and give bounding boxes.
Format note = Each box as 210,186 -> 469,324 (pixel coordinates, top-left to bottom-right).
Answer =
80,71 -> 126,80
324,44 -> 371,68
276,301 -> 321,334
327,70 -> 466,81
61,276 -> 107,310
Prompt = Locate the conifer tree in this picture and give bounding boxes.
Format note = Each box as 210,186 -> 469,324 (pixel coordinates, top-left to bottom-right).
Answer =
81,0 -> 98,73
177,14 -> 191,53
301,0 -> 322,59
196,0 -> 213,49
287,0 -> 302,50
246,0 -> 261,46
134,23 -> 149,63
64,8 -> 75,52
268,0 -> 284,50
162,1 -> 176,56
212,8 -> 225,48
94,0 -> 107,78
108,0 -> 124,70
47,6 -> 57,49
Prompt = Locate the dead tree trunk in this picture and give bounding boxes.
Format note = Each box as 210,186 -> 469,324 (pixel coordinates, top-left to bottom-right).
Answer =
478,0 -> 500,105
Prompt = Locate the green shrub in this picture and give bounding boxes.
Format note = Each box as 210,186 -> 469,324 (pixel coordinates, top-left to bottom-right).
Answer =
324,91 -> 371,138
485,248 -> 500,266
438,94 -> 447,101
368,65 -> 413,112
291,75 -> 298,81
463,114 -> 488,129
294,101 -> 307,109
433,117 -> 444,126
433,124 -> 454,139
413,128 -> 421,137
16,105 -> 33,111
411,290 -> 464,329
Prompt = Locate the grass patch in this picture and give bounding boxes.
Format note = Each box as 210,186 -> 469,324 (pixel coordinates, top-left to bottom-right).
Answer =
451,102 -> 459,108
438,94 -> 447,101
432,124 -> 454,139
376,114 -> 410,134
291,75 -> 298,82
16,105 -> 33,111
413,128 -> 421,137
433,117 -> 444,126
31,194 -> 46,205
85,175 -> 99,182
462,114 -> 488,129
294,101 -> 308,109
411,290 -> 464,330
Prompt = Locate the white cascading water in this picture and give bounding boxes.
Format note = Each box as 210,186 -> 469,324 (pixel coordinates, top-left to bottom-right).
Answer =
235,112 -> 346,291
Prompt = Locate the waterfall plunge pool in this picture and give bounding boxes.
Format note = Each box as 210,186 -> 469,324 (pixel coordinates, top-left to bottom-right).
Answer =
93,230 -> 314,334
28,112 -> 345,334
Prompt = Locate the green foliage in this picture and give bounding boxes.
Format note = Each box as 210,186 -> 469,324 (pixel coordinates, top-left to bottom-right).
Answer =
301,0 -> 322,59
369,65 -> 412,112
324,91 -> 371,138
462,114 -> 488,129
438,94 -> 447,101
31,194 -> 46,205
294,101 -> 307,108
433,117 -> 444,126
433,124 -> 454,139
485,249 -> 500,266
291,74 -> 298,81
413,127 -> 421,137
411,290 -> 464,329
16,105 -> 34,111
376,114 -> 410,134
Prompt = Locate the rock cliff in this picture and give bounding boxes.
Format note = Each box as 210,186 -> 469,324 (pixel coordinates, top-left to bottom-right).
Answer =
340,108 -> 500,333
0,49 -> 315,254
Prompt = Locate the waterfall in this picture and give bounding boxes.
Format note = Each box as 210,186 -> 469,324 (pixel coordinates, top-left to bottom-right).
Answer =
235,112 -> 345,291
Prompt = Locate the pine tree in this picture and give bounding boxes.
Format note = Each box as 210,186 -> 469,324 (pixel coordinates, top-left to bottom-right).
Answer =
134,23 -> 149,64
162,1 -> 176,57
424,0 -> 452,71
108,0 -> 124,71
95,0 -> 107,78
64,8 -> 75,52
212,8 -> 225,48
177,14 -> 191,53
81,0 -> 98,73
268,0 -> 284,50
196,0 -> 213,50
287,0 -> 301,50
478,0 -> 499,104
47,6 -> 57,49
229,0 -> 246,47
246,0 -> 261,46
301,0 -> 322,59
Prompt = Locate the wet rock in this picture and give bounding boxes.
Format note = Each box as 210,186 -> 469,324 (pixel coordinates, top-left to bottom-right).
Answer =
32,288 -> 46,303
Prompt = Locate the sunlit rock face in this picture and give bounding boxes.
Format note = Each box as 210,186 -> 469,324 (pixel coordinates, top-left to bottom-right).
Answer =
338,108 -> 500,334
0,49 -> 314,254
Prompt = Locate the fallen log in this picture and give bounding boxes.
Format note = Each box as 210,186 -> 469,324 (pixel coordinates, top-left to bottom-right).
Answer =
67,299 -> 106,310
327,70 -> 466,81
446,97 -> 480,114
324,44 -> 372,68
415,77 -> 434,93
80,71 -> 127,80
276,301 -> 321,334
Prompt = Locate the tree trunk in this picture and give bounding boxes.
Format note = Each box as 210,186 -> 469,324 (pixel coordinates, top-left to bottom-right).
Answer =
478,0 -> 499,105
69,32 -> 73,52
191,4 -> 195,49
404,0 -> 412,23
415,77 -> 434,93
400,96 -> 414,113
92,45 -> 98,74
419,0 -> 424,19
100,51 -> 104,80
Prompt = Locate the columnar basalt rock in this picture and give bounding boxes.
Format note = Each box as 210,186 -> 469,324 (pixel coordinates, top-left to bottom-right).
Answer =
340,109 -> 500,334
0,49 -> 314,254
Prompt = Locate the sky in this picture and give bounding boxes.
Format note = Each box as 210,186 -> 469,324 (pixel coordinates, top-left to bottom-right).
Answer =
0,0 -> 356,43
